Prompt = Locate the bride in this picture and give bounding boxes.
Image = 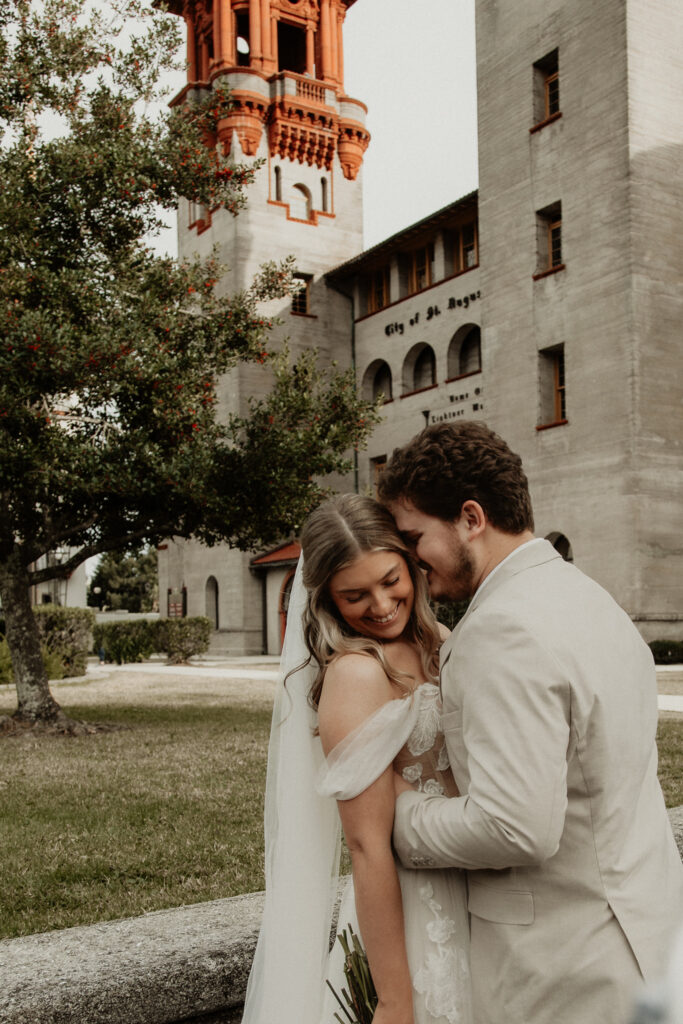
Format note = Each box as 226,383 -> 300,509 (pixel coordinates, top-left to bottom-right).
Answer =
241,494 -> 472,1024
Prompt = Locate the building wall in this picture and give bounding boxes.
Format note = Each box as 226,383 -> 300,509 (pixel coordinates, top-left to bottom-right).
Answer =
31,560 -> 88,609
626,0 -> 683,634
475,0 -> 683,637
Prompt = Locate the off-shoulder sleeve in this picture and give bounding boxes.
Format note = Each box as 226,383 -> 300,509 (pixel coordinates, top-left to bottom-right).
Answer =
316,695 -> 421,801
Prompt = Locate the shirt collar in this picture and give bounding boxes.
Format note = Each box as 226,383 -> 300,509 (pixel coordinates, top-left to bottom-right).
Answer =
473,537 -> 546,601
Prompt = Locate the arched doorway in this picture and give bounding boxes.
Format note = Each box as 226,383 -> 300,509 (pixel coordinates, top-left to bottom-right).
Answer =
546,531 -> 573,562
205,575 -> 219,629
279,570 -> 296,650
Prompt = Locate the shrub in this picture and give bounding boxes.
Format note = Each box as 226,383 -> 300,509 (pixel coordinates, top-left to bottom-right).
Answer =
0,636 -> 65,683
93,620 -> 157,665
0,636 -> 13,685
33,605 -> 95,678
155,617 -> 212,664
649,641 -> 683,665
91,616 -> 211,665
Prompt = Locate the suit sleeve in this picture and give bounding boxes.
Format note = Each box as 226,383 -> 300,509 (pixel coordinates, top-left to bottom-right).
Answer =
393,608 -> 571,871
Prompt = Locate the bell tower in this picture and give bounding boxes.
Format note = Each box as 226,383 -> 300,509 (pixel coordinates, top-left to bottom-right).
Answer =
167,0 -> 369,181
160,0 -> 369,655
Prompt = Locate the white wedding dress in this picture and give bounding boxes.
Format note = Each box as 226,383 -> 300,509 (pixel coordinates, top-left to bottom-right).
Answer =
240,561 -> 472,1024
318,683 -> 472,1024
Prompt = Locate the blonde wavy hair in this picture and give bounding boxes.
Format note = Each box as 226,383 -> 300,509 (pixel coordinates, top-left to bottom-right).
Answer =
298,493 -> 442,709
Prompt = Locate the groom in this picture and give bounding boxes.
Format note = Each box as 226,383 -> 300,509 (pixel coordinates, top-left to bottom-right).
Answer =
378,421 -> 683,1024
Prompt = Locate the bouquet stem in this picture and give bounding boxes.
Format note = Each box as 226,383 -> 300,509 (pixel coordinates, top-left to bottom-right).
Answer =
326,925 -> 378,1024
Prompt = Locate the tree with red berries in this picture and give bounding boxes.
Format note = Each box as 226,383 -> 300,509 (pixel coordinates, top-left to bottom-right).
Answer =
0,0 -> 379,730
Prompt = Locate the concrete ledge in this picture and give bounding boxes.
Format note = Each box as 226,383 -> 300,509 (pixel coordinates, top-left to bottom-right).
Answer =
1,810 -> 682,1024
0,892 -> 264,1024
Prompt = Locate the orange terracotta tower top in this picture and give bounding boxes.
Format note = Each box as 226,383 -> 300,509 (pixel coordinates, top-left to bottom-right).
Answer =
166,0 -> 369,180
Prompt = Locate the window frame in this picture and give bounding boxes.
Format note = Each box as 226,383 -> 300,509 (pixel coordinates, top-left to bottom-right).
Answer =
548,218 -> 562,269
531,48 -> 561,132
537,344 -> 568,430
407,243 -> 434,296
534,201 -> 564,279
366,266 -> 391,314
291,273 -> 313,316
544,70 -> 560,120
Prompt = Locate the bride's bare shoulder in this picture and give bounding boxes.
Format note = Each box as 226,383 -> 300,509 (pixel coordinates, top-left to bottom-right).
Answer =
318,653 -> 394,753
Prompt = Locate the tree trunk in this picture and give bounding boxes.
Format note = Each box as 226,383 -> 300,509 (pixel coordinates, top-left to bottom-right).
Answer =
0,551 -> 62,723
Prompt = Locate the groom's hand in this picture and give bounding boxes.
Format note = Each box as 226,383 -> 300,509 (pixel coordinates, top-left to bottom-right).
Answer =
393,771 -> 413,798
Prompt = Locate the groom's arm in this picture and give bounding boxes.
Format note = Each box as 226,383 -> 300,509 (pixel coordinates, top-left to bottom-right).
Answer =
393,609 -> 571,871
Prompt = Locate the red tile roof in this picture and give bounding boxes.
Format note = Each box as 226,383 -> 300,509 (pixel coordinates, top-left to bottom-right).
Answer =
251,541 -> 301,566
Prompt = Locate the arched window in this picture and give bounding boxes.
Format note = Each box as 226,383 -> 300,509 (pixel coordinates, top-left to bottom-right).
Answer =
403,343 -> 436,394
459,327 -> 481,375
274,165 -> 282,202
362,360 -> 393,403
290,183 -> 312,221
320,176 -> 328,212
545,532 -> 573,562
447,324 -> 481,380
205,575 -> 219,629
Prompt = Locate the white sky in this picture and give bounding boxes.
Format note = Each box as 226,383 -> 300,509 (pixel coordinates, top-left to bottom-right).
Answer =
153,0 -> 478,255
343,0 -> 478,248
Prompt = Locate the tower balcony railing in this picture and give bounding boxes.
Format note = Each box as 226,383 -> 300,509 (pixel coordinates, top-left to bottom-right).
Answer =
270,69 -> 333,105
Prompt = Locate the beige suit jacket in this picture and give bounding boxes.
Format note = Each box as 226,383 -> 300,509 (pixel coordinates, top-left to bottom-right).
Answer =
394,540 -> 683,1024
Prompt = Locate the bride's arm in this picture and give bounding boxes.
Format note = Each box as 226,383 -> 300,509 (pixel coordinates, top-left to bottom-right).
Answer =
319,654 -> 414,1024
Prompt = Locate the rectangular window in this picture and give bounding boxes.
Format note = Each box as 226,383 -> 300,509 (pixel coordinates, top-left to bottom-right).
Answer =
538,345 -> 567,428
545,70 -> 560,119
532,49 -> 560,128
535,201 -> 563,276
366,266 -> 391,314
407,243 -> 434,295
548,218 -> 562,268
445,223 -> 479,275
291,274 -> 312,315
188,200 -> 209,230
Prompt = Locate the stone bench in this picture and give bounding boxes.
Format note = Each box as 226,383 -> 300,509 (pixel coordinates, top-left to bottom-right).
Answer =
1,808 -> 682,1024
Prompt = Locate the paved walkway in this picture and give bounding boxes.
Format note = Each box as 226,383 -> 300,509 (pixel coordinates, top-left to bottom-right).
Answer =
85,657 -> 683,712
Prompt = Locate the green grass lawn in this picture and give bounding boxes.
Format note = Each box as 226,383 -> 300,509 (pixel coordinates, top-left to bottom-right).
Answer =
656,717 -> 683,808
0,701 -> 270,940
0,685 -> 680,941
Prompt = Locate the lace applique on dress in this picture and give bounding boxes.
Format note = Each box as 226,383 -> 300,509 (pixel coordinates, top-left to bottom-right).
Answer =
394,684 -> 458,799
406,683 -> 442,756
413,882 -> 470,1024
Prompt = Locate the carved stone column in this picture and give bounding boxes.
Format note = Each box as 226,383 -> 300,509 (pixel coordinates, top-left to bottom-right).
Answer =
184,4 -> 198,81
249,0 -> 262,67
320,0 -> 331,80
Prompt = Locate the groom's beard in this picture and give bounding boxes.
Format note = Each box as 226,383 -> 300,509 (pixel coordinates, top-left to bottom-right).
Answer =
426,533 -> 476,602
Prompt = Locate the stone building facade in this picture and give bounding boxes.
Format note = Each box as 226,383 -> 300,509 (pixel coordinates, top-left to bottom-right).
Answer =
474,0 -> 683,641
160,0 -> 683,652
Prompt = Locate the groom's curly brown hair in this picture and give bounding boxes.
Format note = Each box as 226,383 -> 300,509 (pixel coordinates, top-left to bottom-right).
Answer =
377,421 -> 534,534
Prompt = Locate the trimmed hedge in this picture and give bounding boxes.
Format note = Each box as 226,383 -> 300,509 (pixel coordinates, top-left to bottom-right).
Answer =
649,641 -> 683,665
155,617 -> 212,665
93,620 -> 156,665
93,617 -> 212,665
0,606 -> 94,682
